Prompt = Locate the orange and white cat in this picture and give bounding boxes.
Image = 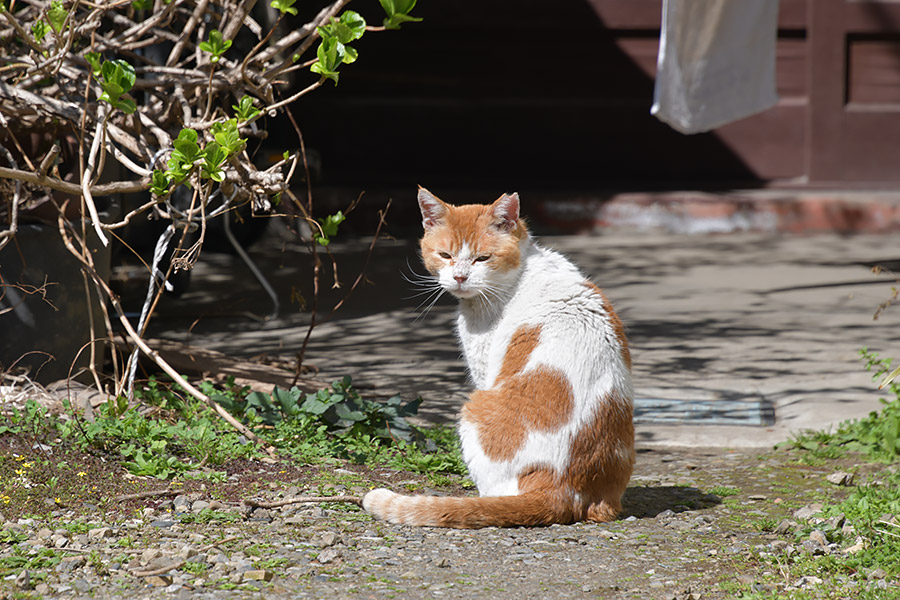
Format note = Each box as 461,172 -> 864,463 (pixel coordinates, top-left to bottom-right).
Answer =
363,188 -> 634,528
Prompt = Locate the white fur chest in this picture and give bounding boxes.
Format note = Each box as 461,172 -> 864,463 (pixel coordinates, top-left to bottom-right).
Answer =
456,308 -> 498,388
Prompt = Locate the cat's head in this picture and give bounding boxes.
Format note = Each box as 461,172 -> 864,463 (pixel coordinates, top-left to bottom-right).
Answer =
417,187 -> 528,300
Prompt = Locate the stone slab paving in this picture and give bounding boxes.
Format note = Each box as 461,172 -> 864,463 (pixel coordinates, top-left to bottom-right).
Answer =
146,227 -> 900,448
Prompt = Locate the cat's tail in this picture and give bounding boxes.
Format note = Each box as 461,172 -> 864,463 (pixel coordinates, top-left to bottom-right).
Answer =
362,488 -> 617,528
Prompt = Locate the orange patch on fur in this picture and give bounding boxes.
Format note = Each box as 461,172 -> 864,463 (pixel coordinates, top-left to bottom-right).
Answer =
565,391 -> 635,521
462,324 -> 574,462
583,282 -> 632,370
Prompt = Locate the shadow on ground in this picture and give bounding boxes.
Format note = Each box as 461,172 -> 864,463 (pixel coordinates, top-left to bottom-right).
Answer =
622,485 -> 722,519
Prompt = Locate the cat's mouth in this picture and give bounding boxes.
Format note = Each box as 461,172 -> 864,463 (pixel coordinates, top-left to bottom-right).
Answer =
448,284 -> 477,299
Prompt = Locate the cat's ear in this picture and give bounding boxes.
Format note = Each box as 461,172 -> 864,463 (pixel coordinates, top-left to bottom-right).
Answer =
418,187 -> 447,230
492,193 -> 520,233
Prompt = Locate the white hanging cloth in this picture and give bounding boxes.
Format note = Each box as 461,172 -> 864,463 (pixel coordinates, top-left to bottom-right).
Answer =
651,0 -> 780,135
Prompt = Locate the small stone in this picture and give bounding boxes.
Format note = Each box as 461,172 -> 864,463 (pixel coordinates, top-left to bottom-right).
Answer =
317,548 -> 341,564
150,520 -> 176,529
15,569 -> 32,590
144,575 -> 173,587
284,515 -> 305,525
88,527 -> 114,541
774,519 -> 798,535
51,534 -> 69,548
191,500 -> 210,513
435,557 -> 450,568
177,547 -> 199,560
796,575 -> 823,587
868,568 -> 887,580
800,540 -> 826,556
809,530 -> 828,546
769,540 -> 789,552
748,494 -> 767,501
72,579 -> 92,593
248,508 -> 273,522
56,556 -> 86,573
656,509 -> 676,520
141,549 -> 163,564
242,569 -> 274,582
843,537 -> 866,555
35,528 -> 52,540
826,513 -> 846,530
826,472 -> 854,486
318,531 -> 340,547
208,500 -> 227,511
792,504 -> 824,521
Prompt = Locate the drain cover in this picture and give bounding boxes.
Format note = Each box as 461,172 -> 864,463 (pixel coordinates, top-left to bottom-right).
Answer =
634,397 -> 775,426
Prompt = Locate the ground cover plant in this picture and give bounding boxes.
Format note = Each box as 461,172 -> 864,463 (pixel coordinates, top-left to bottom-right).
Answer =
0,374 -> 467,518
0,0 -> 419,440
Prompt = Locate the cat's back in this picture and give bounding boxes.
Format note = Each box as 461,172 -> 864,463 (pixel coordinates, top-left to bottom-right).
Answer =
477,244 -> 632,393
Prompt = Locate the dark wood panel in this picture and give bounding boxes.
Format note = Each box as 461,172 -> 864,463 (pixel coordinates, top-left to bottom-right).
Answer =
848,37 -> 900,104
716,104 -> 807,179
776,38 -> 809,98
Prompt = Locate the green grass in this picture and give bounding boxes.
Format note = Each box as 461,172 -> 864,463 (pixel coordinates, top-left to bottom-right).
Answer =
725,347 -> 900,598
708,486 -> 740,498
787,349 -> 900,463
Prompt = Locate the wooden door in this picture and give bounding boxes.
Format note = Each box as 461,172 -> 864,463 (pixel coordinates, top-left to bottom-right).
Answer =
809,0 -> 900,183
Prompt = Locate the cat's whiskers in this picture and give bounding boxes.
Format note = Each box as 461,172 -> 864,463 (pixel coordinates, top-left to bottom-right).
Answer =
402,263 -> 449,321
413,287 -> 446,322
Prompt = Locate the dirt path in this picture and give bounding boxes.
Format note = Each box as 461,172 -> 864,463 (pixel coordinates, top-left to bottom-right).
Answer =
2,444 -> 887,599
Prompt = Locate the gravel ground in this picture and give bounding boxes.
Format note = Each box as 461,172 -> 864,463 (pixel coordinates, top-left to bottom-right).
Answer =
3,444 -> 894,600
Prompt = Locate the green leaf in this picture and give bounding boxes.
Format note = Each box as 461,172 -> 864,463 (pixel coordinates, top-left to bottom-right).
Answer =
210,119 -> 244,156
315,211 -> 346,246
310,36 -> 344,84
379,0 -> 422,29
270,0 -> 297,16
198,29 -> 232,63
232,95 -> 260,122
150,169 -> 171,196
47,0 -> 68,34
200,141 -> 227,182
31,20 -> 48,44
131,0 -> 153,9
116,97 -> 136,114
318,10 -> 366,44
84,51 -> 101,75
173,129 -> 200,161
98,59 -> 136,113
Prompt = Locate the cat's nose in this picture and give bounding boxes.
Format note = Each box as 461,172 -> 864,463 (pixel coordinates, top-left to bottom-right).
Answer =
454,274 -> 468,284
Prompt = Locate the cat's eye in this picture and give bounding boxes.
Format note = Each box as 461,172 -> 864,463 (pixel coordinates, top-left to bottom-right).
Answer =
474,255 -> 491,263
438,251 -> 452,259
